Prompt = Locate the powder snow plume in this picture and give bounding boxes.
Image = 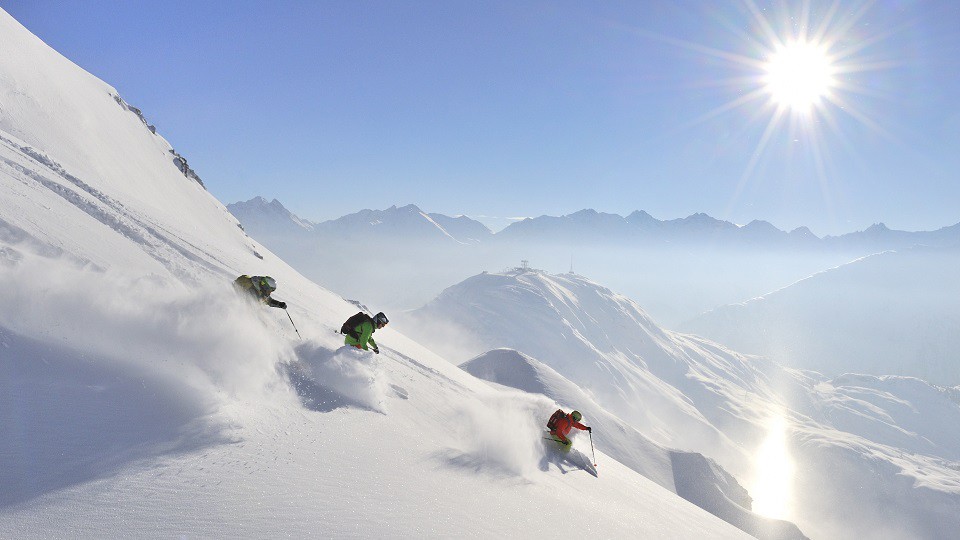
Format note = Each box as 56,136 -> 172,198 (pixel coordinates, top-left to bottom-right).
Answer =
0,255 -> 299,412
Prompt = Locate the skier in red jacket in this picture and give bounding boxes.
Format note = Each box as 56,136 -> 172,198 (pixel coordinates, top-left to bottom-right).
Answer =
547,409 -> 591,448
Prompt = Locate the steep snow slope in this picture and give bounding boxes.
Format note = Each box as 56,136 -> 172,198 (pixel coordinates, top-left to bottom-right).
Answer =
402,268 -> 960,539
463,349 -> 807,540
682,247 -> 960,385
0,18 -> 251,282
0,279 -> 751,538
0,9 -> 755,538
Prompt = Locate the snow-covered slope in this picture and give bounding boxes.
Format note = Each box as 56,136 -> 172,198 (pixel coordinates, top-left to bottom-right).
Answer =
682,246 -> 960,385
402,268 -> 960,539
0,8 -> 760,539
1,298 -> 753,538
0,15 -> 270,284
404,269 -> 756,454
462,349 -> 807,540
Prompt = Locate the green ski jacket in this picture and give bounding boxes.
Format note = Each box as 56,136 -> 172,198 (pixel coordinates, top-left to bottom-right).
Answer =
344,320 -> 378,351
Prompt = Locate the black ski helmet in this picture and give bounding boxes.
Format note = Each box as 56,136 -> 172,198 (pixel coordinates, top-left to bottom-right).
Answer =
256,276 -> 277,293
373,312 -> 389,326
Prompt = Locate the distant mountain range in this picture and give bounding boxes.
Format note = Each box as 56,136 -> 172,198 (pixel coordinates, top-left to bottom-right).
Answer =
226,198 -> 960,326
681,245 -> 960,385
227,198 -> 493,245
227,197 -> 960,251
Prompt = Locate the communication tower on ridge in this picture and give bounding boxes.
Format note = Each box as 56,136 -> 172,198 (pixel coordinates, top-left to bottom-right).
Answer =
520,259 -> 529,271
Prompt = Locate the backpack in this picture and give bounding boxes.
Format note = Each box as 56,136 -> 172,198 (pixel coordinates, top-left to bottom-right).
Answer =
340,312 -> 372,338
234,275 -> 254,291
546,409 -> 566,430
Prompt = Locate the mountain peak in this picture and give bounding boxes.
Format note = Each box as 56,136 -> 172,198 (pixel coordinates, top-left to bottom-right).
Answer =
395,203 -> 423,213
226,197 -> 314,233
231,196 -> 291,214
741,219 -> 788,235
627,209 -> 655,220
672,213 -> 724,226
788,226 -> 820,241
666,213 -> 737,232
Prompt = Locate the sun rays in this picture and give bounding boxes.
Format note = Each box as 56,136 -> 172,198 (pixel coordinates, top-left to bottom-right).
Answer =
645,0 -> 896,213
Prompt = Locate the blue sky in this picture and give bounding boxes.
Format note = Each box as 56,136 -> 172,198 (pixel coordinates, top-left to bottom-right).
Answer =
3,0 -> 959,235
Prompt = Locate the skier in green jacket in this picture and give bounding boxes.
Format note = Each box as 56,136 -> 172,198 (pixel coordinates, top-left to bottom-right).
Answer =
342,312 -> 388,354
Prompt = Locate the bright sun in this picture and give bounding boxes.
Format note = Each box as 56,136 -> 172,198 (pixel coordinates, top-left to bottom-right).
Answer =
764,41 -> 836,111
668,1 -> 891,189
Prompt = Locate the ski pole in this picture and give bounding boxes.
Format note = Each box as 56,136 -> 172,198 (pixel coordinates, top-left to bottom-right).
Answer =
285,308 -> 302,340
589,430 -> 597,467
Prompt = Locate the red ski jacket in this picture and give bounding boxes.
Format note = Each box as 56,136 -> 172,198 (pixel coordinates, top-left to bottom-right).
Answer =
550,414 -> 587,443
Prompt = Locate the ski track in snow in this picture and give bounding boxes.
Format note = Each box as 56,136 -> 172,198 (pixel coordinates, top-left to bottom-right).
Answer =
0,132 -> 225,282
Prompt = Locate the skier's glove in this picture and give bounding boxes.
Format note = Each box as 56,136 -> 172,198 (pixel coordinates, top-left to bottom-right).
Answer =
277,301 -> 287,309
372,347 -> 380,354
586,427 -> 592,432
